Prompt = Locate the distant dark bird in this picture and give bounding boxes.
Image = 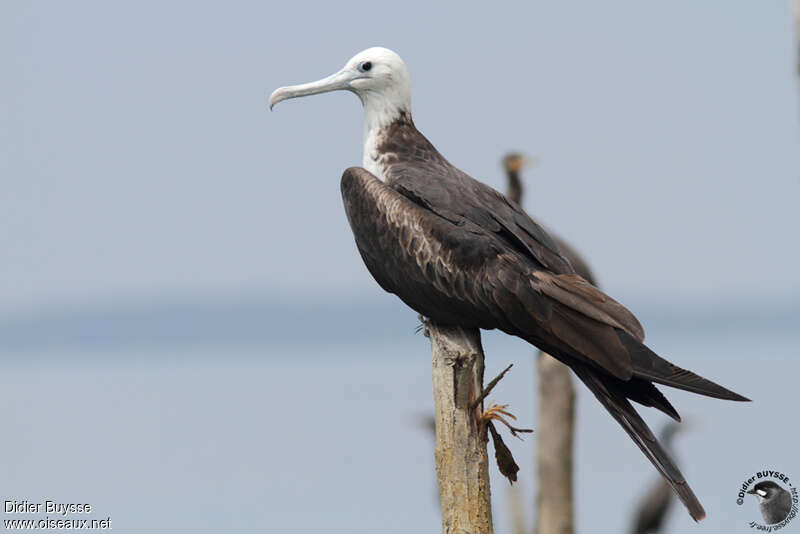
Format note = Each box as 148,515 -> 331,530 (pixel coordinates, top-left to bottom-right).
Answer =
269,46 -> 749,521
502,153 -> 595,285
629,422 -> 682,534
502,153 -> 529,207
748,481 -> 793,524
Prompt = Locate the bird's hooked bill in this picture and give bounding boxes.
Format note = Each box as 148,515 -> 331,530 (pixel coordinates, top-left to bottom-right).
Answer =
268,69 -> 355,110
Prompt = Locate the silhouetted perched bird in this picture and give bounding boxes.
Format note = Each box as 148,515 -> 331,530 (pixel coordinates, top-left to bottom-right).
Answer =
269,46 -> 750,521
502,153 -> 595,285
748,481 -> 793,524
502,153 -> 528,208
629,422 -> 682,534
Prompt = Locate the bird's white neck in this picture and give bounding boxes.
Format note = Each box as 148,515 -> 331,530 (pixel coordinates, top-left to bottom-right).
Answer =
361,92 -> 410,181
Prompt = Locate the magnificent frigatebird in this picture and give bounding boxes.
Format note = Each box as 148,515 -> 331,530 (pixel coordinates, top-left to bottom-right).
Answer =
269,47 -> 749,521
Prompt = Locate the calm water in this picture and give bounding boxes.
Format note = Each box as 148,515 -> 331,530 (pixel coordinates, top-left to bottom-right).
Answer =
1,298 -> 797,533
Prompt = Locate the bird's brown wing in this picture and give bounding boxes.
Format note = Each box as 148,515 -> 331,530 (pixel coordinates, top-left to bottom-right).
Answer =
392,173 -> 575,276
534,270 -> 644,342
341,166 -> 507,328
341,166 -> 745,396
390,169 -> 646,367
341,166 -> 746,522
382,122 -> 575,276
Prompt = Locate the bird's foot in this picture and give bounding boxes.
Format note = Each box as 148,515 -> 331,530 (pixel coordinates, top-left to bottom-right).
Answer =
416,315 -> 431,338
473,364 -> 533,438
480,403 -> 533,439
481,403 -> 532,485
468,363 -> 532,484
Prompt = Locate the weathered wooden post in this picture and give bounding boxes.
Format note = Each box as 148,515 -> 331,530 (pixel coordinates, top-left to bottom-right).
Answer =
794,0 -> 800,79
535,353 -> 575,534
428,323 -> 494,534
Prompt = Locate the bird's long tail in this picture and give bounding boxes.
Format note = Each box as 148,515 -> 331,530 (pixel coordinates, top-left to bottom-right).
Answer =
571,363 -> 707,522
619,331 -> 751,401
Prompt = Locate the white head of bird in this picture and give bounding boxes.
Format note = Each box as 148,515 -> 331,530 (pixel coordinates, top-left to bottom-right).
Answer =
269,47 -> 412,178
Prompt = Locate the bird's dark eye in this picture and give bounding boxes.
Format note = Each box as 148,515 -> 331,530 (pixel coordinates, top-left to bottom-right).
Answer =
359,61 -> 372,72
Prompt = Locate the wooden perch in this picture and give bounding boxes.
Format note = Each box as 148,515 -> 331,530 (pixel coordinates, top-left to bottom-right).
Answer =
427,322 -> 494,534
795,0 -> 800,78
535,353 -> 575,534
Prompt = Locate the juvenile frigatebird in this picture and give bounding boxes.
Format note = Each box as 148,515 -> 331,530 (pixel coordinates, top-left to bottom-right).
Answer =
269,47 -> 749,521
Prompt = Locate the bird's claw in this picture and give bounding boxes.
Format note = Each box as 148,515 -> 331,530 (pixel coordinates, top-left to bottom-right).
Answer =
481,403 -> 533,440
416,314 -> 431,338
482,403 -> 532,484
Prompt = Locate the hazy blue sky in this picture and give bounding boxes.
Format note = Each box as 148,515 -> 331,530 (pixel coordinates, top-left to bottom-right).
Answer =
3,1 -> 799,318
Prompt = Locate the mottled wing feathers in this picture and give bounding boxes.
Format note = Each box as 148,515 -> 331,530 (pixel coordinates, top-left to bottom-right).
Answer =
341,166 -> 747,405
341,167 -> 502,327
342,166 -> 637,380
379,120 -> 573,275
